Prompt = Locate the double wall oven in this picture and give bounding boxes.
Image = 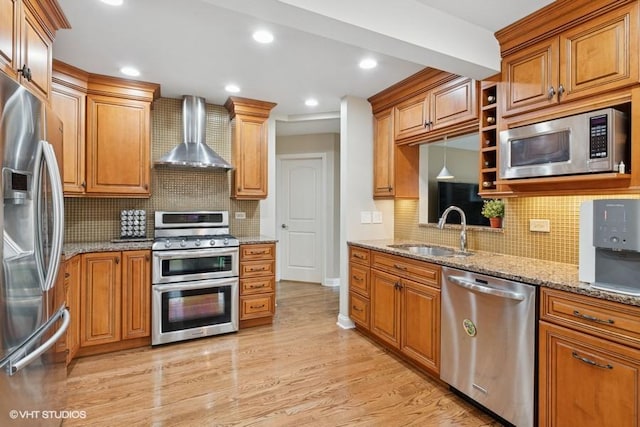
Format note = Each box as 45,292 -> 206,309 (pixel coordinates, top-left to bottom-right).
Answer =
151,211 -> 239,345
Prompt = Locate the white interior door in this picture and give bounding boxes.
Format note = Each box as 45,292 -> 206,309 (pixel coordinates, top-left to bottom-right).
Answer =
278,155 -> 324,283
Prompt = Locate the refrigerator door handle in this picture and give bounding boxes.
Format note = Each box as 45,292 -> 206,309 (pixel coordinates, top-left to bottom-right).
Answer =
40,140 -> 64,292
8,308 -> 70,375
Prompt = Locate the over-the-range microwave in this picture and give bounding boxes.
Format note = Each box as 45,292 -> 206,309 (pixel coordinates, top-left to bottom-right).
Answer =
499,108 -> 628,180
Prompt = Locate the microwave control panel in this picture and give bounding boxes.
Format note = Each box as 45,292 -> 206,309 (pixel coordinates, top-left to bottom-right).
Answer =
589,114 -> 609,159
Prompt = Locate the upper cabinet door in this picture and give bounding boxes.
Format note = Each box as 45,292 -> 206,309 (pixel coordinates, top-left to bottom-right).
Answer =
559,3 -> 639,103
429,77 -> 478,130
393,93 -> 428,141
86,94 -> 151,196
21,4 -> 52,101
502,38 -> 559,116
373,109 -> 394,197
0,0 -> 19,79
233,114 -> 268,199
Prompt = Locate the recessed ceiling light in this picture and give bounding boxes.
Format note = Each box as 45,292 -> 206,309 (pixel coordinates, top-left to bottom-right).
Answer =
100,0 -> 123,6
225,84 -> 241,93
252,30 -> 274,44
120,66 -> 140,77
305,98 -> 318,107
359,58 -> 378,70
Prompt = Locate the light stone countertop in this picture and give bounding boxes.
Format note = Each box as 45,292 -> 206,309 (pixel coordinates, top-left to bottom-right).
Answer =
63,236 -> 277,259
349,239 -> 640,307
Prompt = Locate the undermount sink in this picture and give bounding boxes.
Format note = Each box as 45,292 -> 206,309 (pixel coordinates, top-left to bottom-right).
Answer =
388,244 -> 473,257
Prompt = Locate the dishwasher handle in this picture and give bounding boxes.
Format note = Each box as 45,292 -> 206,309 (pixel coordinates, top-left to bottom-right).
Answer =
447,275 -> 525,301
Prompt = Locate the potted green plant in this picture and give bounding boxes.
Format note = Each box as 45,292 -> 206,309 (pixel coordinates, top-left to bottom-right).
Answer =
481,199 -> 505,228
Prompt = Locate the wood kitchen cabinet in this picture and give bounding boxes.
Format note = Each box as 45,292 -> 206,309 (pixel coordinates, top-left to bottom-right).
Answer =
52,61 -> 87,194
64,255 -> 81,364
79,250 -> 151,357
500,1 -> 638,117
349,246 -> 371,329
373,108 -> 419,199
239,243 -> 276,328
51,60 -> 160,197
394,76 -> 478,144
539,287 -> 640,427
0,0 -> 69,101
368,249 -> 441,376
225,97 -> 277,200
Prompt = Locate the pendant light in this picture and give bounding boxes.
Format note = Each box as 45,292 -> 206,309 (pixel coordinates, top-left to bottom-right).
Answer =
437,137 -> 454,180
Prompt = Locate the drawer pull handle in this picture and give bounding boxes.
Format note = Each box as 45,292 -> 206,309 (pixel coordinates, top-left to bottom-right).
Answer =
249,267 -> 267,272
572,310 -> 614,325
393,263 -> 407,271
353,253 -> 365,259
352,275 -> 363,282
64,272 -> 70,278
571,351 -> 613,370
249,284 -> 265,289
352,305 -> 363,312
250,304 -> 266,309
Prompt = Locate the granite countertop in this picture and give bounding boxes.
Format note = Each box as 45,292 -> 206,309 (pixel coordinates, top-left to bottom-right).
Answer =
63,236 -> 277,258
349,239 -> 640,307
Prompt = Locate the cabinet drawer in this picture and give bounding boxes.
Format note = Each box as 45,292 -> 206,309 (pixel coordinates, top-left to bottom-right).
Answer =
541,288 -> 640,350
349,246 -> 370,266
240,277 -> 275,296
349,263 -> 370,297
349,291 -> 370,330
240,243 -> 275,261
240,294 -> 275,320
240,260 -> 275,278
371,251 -> 440,287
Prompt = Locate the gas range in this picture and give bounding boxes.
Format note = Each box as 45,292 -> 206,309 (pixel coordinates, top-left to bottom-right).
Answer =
152,210 -> 239,250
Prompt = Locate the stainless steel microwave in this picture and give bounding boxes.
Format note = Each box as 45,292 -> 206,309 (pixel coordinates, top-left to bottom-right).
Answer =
499,108 -> 628,179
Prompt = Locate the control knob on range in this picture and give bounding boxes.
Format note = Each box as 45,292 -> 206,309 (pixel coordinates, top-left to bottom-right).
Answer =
164,240 -> 172,249
209,239 -> 217,246
180,239 -> 187,248
194,239 -> 201,247
223,238 -> 229,246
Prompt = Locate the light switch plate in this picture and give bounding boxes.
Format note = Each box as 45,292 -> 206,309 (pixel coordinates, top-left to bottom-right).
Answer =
372,211 -> 383,224
530,219 -> 550,232
360,211 -> 372,224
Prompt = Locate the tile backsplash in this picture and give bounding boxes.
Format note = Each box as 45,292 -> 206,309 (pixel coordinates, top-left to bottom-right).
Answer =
64,98 -> 260,243
395,193 -> 640,265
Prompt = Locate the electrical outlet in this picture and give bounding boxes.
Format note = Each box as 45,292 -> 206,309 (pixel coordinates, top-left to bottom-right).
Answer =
372,211 -> 383,224
235,212 -> 246,220
530,219 -> 550,232
360,211 -> 372,224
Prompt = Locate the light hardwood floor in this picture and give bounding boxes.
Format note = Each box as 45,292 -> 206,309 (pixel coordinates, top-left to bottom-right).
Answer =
64,281 -> 502,426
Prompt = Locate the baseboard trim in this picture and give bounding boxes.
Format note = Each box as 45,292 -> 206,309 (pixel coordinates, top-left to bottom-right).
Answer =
323,277 -> 340,287
336,313 -> 355,329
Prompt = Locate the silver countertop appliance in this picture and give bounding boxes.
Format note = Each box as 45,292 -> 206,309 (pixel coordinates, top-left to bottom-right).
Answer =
579,199 -> 640,296
440,266 -> 536,427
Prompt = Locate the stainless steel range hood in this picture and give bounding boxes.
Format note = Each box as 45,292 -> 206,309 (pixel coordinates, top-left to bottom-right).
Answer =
155,95 -> 232,169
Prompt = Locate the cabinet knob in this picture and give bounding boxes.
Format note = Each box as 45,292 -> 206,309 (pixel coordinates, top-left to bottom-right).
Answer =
547,86 -> 556,100
115,257 -> 120,264
81,181 -> 86,188
558,84 -> 565,97
18,64 -> 32,82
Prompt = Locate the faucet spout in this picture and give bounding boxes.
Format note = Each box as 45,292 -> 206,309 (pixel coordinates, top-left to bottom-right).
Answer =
437,205 -> 467,253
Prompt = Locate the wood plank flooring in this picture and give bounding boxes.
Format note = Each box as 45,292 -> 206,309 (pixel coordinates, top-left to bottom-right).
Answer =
64,281 -> 502,426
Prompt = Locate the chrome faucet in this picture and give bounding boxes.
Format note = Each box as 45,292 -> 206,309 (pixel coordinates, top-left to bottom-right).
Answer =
437,206 -> 467,253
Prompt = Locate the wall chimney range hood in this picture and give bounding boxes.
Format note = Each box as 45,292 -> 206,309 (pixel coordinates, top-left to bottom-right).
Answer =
155,95 -> 233,169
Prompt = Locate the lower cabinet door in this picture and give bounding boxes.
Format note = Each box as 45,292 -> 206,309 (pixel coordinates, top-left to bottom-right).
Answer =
401,278 -> 440,374
539,321 -> 640,427
122,250 -> 151,340
370,269 -> 401,349
349,291 -> 370,330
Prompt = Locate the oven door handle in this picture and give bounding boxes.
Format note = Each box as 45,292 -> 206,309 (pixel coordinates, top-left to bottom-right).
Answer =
153,247 -> 238,260
153,277 -> 239,292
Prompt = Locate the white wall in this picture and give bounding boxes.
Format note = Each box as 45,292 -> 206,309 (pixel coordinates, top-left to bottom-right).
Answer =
277,133 -> 341,284
260,116 -> 278,239
338,96 -> 394,329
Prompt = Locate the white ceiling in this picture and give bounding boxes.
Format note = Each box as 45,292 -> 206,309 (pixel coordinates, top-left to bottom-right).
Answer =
53,0 -> 553,135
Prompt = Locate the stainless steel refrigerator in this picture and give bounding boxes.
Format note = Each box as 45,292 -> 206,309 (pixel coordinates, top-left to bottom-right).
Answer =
0,72 -> 68,426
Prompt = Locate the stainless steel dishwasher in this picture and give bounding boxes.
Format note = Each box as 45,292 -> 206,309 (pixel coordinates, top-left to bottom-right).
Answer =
440,266 -> 536,427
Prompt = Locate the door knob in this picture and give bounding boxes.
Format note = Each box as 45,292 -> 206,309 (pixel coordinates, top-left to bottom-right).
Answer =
281,224 -> 288,229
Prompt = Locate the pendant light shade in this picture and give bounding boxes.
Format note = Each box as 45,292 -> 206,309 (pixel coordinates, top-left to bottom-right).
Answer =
436,138 -> 454,180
